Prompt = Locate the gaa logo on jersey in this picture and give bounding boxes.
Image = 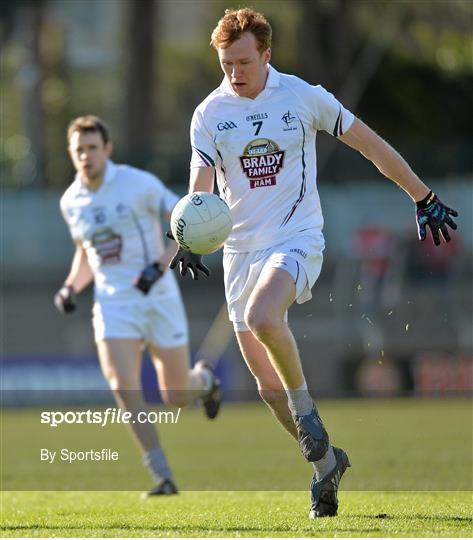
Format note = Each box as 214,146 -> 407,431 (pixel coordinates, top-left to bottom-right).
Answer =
239,138 -> 285,189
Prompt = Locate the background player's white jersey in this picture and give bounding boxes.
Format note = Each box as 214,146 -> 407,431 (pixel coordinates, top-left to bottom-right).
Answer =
60,160 -> 180,303
190,65 -> 355,253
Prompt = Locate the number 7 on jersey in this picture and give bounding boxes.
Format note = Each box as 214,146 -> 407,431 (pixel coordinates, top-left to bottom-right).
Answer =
252,121 -> 263,135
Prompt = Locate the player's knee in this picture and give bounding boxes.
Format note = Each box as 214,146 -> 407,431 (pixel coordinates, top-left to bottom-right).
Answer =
245,308 -> 281,341
161,390 -> 191,407
107,375 -> 137,392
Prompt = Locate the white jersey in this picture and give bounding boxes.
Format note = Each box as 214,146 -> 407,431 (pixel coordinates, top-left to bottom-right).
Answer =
60,160 -> 180,303
190,65 -> 355,253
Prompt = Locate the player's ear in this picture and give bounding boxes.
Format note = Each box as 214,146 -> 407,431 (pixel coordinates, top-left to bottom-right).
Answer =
105,141 -> 113,157
263,48 -> 271,64
67,143 -> 77,164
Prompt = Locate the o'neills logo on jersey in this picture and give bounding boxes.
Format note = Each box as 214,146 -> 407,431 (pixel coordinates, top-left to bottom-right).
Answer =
239,138 -> 285,189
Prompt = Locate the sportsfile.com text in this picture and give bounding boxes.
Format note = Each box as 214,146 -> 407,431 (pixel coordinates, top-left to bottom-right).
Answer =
40,407 -> 181,428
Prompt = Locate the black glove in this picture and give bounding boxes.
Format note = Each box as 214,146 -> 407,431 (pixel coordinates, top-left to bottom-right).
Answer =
134,262 -> 164,294
54,285 -> 76,314
166,231 -> 210,280
169,247 -> 210,280
416,191 -> 458,246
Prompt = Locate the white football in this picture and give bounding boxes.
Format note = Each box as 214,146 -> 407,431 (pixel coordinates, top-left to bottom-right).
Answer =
170,192 -> 232,254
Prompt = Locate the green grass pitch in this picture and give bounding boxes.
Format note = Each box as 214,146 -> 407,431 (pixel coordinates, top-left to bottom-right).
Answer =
1,399 -> 472,537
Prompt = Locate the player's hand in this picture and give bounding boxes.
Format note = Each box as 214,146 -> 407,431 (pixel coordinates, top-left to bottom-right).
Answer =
169,247 -> 210,280
54,285 -> 76,314
134,262 -> 164,294
166,231 -> 210,280
416,191 -> 458,246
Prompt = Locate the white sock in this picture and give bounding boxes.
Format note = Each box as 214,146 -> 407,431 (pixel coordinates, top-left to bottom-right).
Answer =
193,365 -> 213,393
286,381 -> 314,417
312,446 -> 336,481
142,447 -> 172,484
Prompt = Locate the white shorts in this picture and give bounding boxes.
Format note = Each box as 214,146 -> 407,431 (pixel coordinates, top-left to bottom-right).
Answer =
92,294 -> 188,348
223,231 -> 324,331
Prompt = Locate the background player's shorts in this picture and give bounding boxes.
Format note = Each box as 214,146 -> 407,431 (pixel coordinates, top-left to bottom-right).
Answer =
224,231 -> 324,331
92,293 -> 188,348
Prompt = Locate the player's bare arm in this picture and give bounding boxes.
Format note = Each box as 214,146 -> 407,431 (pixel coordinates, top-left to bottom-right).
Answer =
338,118 -> 429,201
157,237 -> 180,268
162,209 -> 183,267
64,242 -> 93,292
339,118 -> 458,245
189,166 -> 215,193
54,242 -> 93,313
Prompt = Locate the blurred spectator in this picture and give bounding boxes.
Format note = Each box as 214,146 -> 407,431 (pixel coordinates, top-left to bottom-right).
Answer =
356,356 -> 402,397
400,230 -> 462,330
404,230 -> 460,282
352,225 -> 397,318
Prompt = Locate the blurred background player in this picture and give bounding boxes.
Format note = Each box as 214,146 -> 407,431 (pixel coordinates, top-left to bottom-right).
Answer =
169,8 -> 459,518
54,115 -> 221,496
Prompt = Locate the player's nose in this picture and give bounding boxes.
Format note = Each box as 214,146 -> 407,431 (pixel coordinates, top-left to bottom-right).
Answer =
231,66 -> 243,79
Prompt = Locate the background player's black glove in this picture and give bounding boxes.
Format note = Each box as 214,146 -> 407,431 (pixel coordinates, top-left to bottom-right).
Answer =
167,231 -> 210,280
134,262 -> 164,294
54,285 -> 76,314
416,191 -> 458,246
